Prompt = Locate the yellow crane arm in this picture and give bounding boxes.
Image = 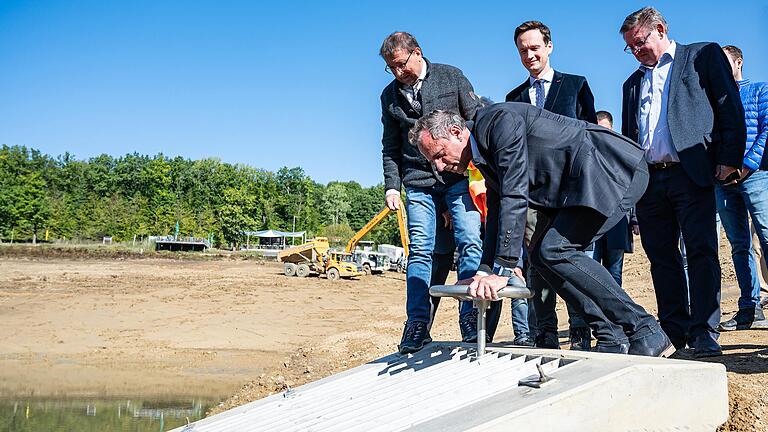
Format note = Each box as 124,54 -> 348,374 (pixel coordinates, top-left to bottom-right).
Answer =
396,206 -> 409,257
345,206 -> 410,256
346,207 -> 392,253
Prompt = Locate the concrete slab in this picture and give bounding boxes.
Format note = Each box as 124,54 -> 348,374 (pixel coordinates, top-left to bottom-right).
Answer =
171,343 -> 727,432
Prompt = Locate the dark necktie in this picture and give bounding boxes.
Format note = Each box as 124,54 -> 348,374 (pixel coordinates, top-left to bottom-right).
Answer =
410,82 -> 422,113
533,79 -> 545,108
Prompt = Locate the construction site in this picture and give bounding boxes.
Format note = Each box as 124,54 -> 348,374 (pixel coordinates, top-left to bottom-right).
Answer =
0,230 -> 766,431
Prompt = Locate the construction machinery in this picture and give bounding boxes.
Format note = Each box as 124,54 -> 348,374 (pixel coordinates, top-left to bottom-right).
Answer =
278,237 -> 364,280
346,206 -> 409,273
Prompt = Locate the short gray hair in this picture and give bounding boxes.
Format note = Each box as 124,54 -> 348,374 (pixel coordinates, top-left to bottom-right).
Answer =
408,110 -> 466,148
620,7 -> 669,35
379,32 -> 420,59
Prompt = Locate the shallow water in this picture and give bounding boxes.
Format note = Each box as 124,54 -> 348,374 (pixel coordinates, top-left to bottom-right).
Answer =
0,398 -> 218,432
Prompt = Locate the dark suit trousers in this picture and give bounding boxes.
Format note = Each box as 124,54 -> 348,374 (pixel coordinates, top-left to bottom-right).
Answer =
636,164 -> 721,346
529,167 -> 659,345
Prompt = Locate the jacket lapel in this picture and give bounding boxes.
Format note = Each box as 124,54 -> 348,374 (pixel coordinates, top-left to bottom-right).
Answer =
626,71 -> 643,138
417,58 -> 434,114
667,43 -> 689,111
543,70 -> 563,111
520,79 -> 532,104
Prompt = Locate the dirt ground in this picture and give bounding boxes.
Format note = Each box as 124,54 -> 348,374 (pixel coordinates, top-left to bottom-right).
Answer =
0,242 -> 766,430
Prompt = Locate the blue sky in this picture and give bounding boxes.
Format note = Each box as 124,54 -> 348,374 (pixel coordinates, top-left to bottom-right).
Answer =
2,1 -> 766,187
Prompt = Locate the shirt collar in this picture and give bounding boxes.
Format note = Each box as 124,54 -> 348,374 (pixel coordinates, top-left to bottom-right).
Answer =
529,67 -> 555,85
470,133 -> 486,165
738,78 -> 750,88
639,41 -> 676,72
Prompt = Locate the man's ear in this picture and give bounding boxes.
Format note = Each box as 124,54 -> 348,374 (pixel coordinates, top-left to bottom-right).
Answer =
449,124 -> 463,138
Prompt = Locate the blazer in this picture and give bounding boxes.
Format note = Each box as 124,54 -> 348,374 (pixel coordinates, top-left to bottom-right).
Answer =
505,70 -> 597,123
471,103 -> 646,268
621,42 -> 746,187
381,59 -> 481,191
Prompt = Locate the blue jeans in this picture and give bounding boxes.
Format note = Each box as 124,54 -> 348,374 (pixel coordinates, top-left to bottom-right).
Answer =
716,171 -> 768,309
405,179 -> 482,324
592,240 -> 625,287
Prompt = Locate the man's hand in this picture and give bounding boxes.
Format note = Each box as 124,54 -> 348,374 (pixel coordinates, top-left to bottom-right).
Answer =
631,224 -> 640,236
469,274 -> 509,300
386,193 -> 401,210
716,164 -> 741,186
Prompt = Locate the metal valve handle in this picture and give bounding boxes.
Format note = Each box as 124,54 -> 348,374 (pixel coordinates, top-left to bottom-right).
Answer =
429,278 -> 534,356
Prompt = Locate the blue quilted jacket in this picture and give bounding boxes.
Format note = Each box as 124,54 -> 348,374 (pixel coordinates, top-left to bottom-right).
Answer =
738,78 -> 768,171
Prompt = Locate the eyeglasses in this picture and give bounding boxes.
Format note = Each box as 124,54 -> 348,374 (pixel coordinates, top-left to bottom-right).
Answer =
385,50 -> 414,74
624,31 -> 654,54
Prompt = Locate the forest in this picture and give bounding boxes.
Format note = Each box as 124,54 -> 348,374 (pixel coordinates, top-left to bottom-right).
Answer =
0,144 -> 403,248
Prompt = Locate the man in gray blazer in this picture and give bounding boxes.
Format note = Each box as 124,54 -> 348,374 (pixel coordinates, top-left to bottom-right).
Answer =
379,32 -> 483,354
620,7 -> 746,358
409,104 -> 675,356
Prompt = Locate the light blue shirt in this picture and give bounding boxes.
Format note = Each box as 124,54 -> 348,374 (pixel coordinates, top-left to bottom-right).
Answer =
638,41 -> 679,163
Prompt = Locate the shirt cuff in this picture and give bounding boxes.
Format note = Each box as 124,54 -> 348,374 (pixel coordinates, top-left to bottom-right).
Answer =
492,263 -> 515,277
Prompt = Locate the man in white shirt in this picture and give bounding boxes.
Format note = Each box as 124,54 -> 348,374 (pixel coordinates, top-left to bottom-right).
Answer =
619,7 -> 745,358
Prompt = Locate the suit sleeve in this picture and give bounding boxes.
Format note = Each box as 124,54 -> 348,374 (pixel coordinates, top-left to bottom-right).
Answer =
457,71 -> 481,121
483,112 -> 529,269
576,79 -> 598,123
481,185 -> 500,270
703,43 -> 747,168
381,97 -> 403,192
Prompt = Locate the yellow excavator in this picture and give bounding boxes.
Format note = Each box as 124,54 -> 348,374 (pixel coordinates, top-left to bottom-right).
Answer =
345,206 -> 409,273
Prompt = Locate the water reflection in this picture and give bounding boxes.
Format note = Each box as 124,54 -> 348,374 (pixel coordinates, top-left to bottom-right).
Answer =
0,398 -> 217,432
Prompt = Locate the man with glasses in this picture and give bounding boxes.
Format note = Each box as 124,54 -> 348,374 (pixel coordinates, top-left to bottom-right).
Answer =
619,7 -> 745,358
379,32 -> 483,354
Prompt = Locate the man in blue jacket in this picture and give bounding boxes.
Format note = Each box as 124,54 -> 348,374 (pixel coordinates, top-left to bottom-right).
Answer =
717,45 -> 768,331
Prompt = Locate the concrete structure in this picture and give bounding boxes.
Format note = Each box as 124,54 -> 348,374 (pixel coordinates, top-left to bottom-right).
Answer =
172,344 -> 728,432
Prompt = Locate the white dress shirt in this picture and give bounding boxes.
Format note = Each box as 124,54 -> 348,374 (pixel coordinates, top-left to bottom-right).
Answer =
637,41 -> 679,163
527,67 -> 555,104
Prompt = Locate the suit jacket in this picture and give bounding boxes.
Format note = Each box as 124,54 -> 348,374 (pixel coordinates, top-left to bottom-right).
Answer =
505,70 -> 597,123
471,103 -> 646,268
621,42 -> 746,187
381,59 -> 481,191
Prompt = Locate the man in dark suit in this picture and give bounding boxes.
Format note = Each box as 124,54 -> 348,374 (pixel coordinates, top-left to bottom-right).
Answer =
500,20 -> 597,351
619,7 -> 746,358
379,32 -> 483,354
409,104 -> 675,357
592,111 -> 639,287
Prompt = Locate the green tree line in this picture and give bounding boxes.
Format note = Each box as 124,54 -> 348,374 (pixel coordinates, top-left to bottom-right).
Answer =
0,144 -> 402,247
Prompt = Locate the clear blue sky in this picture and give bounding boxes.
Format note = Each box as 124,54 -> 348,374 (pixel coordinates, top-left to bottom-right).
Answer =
2,1 -> 766,187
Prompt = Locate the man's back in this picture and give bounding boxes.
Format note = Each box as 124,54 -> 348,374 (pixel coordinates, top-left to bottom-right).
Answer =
473,103 -> 644,216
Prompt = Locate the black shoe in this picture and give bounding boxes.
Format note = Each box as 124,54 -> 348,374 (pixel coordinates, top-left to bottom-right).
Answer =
398,321 -> 432,355
592,342 -> 629,354
512,336 -> 535,347
692,335 -> 722,359
569,327 -> 592,351
719,307 -> 767,331
534,332 -> 560,349
628,330 -> 676,357
459,310 -> 478,343
668,335 -> 689,350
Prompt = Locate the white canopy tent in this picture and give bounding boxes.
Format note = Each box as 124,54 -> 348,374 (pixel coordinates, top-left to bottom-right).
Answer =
242,229 -> 306,249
